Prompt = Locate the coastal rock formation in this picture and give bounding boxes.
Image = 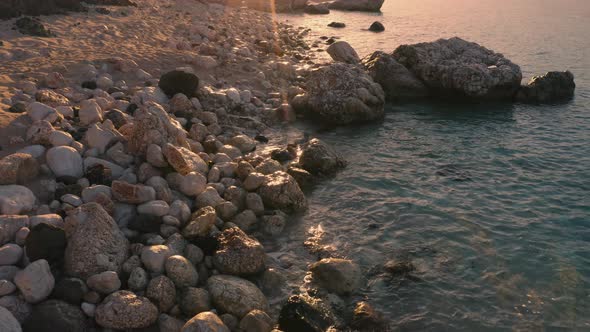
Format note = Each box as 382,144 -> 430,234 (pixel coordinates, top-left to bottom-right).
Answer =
392,37 -> 522,99
328,0 -> 384,12
369,21 -> 385,32
298,138 -> 347,175
362,51 -> 429,100
350,301 -> 389,331
326,41 -> 360,64
516,71 -> 576,103
295,63 -> 385,125
258,171 -> 307,213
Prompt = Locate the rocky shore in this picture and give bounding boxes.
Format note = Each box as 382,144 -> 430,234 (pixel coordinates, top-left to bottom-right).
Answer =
0,0 -> 578,332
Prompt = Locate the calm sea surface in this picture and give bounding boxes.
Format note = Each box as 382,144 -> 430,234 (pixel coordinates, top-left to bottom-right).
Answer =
274,0 -> 590,330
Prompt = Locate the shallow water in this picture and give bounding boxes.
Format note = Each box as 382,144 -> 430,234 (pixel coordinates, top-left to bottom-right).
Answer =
275,0 -> 590,330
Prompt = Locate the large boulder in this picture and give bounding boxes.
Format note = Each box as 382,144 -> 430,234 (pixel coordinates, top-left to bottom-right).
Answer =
298,138 -> 346,176
362,51 -> 429,100
326,41 -> 359,64
64,203 -> 129,279
309,258 -> 361,295
296,63 -> 385,125
328,0 -> 384,11
213,227 -> 266,276
258,171 -> 306,213
21,299 -> 86,332
182,311 -> 230,332
207,275 -> 268,318
0,153 -> 39,185
0,185 -> 36,215
515,71 -> 576,103
392,37 -> 522,99
95,290 -> 158,329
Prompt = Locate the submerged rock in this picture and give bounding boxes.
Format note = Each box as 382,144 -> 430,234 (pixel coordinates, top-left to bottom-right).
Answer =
516,71 -> 576,103
278,295 -> 335,332
368,21 -> 385,32
309,258 -> 361,295
350,301 -> 388,331
392,37 -> 522,99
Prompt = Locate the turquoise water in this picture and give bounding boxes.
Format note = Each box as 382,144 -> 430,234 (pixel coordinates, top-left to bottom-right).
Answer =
277,0 -> 590,330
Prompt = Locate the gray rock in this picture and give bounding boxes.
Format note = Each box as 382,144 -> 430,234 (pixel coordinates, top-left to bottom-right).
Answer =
166,255 -> 198,288
182,311 -> 229,332
128,266 -> 149,291
0,153 -> 39,185
258,171 -> 307,213
0,244 -> 23,266
0,295 -> 31,323
138,200 -> 170,216
111,180 -> 156,204
326,41 -> 359,64
0,279 -> 17,296
147,275 -> 176,312
141,245 -> 173,273
0,265 -> 20,281
0,306 -> 21,332
14,259 -> 55,303
214,227 -> 266,276
298,138 -> 347,175
46,146 -> 84,178
239,309 -> 273,332
179,287 -> 211,316
516,71 -> 576,103
86,271 -> 121,294
207,275 -> 268,318
95,290 -> 159,329
22,299 -> 86,332
0,186 -> 36,215
309,258 -> 361,295
159,313 -> 185,332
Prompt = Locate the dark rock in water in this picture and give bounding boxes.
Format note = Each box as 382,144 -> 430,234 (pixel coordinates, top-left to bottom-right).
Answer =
52,278 -> 88,305
8,102 -> 27,114
310,258 -> 361,295
22,300 -> 87,332
271,146 -> 297,163
25,223 -> 67,266
128,214 -> 162,233
326,37 -> 336,45
158,70 -> 200,98
363,51 -> 429,100
350,301 -> 389,331
278,295 -> 334,332
104,109 -> 128,129
369,21 -> 385,32
15,17 -> 53,37
85,164 -> 112,186
81,81 -> 97,90
384,259 -> 415,276
516,71 -> 575,104
328,22 -> 346,28
299,138 -> 346,176
287,166 -> 314,189
304,3 -> 330,14
254,135 -> 268,143
392,37 -> 522,100
328,0 -> 384,12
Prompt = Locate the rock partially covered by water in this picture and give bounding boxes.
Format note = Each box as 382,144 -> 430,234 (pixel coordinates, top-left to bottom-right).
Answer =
213,227 -> 266,276
278,295 -> 335,332
363,51 -> 429,100
64,203 -> 129,279
392,37 -> 522,99
350,301 -> 388,331
297,63 -> 384,125
516,71 -> 576,103
309,258 -> 361,295
368,21 -> 385,32
326,41 -> 359,64
207,275 -> 268,318
182,311 -> 230,332
299,138 -> 346,176
158,70 -> 200,98
95,290 -> 158,329
258,171 -> 307,213
328,0 -> 384,11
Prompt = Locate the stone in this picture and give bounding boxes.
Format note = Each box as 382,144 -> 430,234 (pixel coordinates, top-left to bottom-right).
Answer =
85,122 -> 118,154
83,157 -> 125,179
14,259 -> 55,303
233,210 -> 258,232
278,295 -> 334,332
195,187 -> 224,209
49,130 -> 74,146
46,146 -> 83,179
95,290 -> 158,329
184,244 -> 204,265
22,300 -> 86,332
182,311 -> 229,332
309,258 -> 361,295
516,71 -> 576,103
258,171 -> 307,213
17,145 -> 46,159
239,309 -> 273,332
146,275 -> 176,312
170,93 -> 193,113
328,22 -> 345,28
0,306 -> 20,332
213,227 -> 265,276
297,63 -> 384,125
216,201 -> 238,221
163,143 -> 209,175
0,244 -> 23,266
178,172 -> 207,196
229,135 -> 256,153
246,193 -> 264,215
128,266 -> 149,291
15,227 -> 29,246
159,70 -> 200,98
29,214 -> 63,228
104,109 -> 128,128
87,271 -> 121,294
326,41 -> 359,64
362,51 -> 429,100
220,314 -> 239,331
25,223 -> 66,265
0,295 -> 32,323
328,0 -> 384,11
160,313 -> 185,332
0,279 -> 17,296
207,275 -> 268,318
0,266 -> 20,282
111,180 -> 156,204
0,153 -> 39,185
255,159 -> 283,175
147,144 -> 168,167
0,185 -> 36,215
298,138 -> 346,175
141,245 -> 173,273
226,88 -> 241,104
79,99 -> 103,126
350,301 -> 388,331
368,21 -> 385,32
64,203 -> 129,279
182,206 -> 217,238
392,37 -> 522,99
52,277 -> 87,305
26,102 -> 59,123
166,255 -> 198,288
138,200 -> 170,216
218,145 -> 242,160
81,302 -> 95,317
304,3 -> 330,14
179,287 -> 211,316
26,120 -> 54,145
243,172 -> 265,191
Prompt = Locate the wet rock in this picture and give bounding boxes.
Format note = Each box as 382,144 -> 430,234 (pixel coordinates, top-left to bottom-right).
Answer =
64,203 -> 129,279
0,306 -> 20,332
278,295 -> 334,332
207,275 -> 268,318
350,301 -> 388,331
392,37 -> 522,99
179,287 -> 211,316
214,227 -> 266,276
297,63 -> 384,125
182,311 -> 229,332
258,171 -> 307,213
0,185 -> 36,215
46,146 -> 84,179
22,300 -> 86,332
159,70 -> 200,98
14,259 -> 55,303
147,275 -> 176,312
95,290 -> 158,329
25,223 -> 66,265
299,138 -> 346,175
369,21 -> 385,32
384,259 -> 415,276
310,258 -> 361,295
326,41 -> 359,64
516,71 -> 576,103
362,51 -> 430,100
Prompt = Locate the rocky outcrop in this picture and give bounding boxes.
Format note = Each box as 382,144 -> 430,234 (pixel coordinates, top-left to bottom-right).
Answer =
392,37 -> 522,99
64,203 -> 129,279
363,51 -> 430,100
95,290 -> 158,329
258,171 -> 307,213
207,275 -> 268,318
213,227 -> 266,276
328,0 -> 384,12
295,63 -> 385,125
516,71 -> 576,103
326,41 -> 360,64
298,138 -> 346,176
